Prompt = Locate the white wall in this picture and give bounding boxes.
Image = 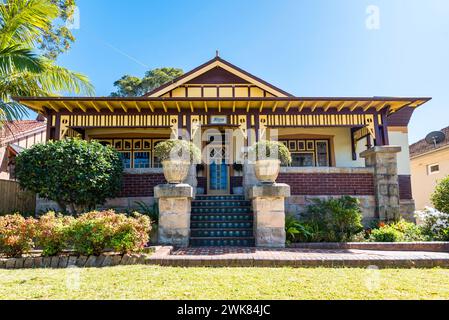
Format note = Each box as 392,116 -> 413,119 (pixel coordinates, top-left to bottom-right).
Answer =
388,130 -> 411,175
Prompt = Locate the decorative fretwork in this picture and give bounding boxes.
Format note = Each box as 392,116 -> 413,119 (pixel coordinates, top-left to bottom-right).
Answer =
61,114 -> 177,129
261,114 -> 379,128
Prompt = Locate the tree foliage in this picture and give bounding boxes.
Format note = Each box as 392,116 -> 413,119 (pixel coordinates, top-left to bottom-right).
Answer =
431,176 -> 449,214
15,139 -> 123,214
110,67 -> 184,97
0,0 -> 93,124
39,0 -> 77,60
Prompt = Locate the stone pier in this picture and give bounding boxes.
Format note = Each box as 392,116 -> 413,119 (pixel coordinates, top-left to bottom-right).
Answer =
361,146 -> 402,222
154,184 -> 193,247
249,183 -> 291,248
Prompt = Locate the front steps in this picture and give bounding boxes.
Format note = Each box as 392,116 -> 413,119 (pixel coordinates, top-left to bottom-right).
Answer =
190,195 -> 255,247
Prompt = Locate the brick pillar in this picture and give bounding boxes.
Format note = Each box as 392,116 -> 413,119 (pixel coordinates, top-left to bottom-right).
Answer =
154,184 -> 193,247
360,146 -> 401,221
249,183 -> 291,248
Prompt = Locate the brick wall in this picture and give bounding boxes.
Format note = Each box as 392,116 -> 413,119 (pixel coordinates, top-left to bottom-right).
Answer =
278,173 -> 375,196
118,174 -> 166,197
398,175 -> 413,200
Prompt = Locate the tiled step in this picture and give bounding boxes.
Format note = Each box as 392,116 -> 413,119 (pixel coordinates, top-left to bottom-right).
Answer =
191,221 -> 253,229
191,214 -> 253,222
190,237 -> 255,247
195,195 -> 244,201
190,195 -> 254,247
192,207 -> 252,214
192,200 -> 251,207
191,229 -> 253,238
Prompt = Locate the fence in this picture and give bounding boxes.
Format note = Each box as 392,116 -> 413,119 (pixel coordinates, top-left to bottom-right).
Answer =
0,180 -> 36,214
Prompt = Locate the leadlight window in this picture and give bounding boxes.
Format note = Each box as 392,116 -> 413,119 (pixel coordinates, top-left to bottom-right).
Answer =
99,138 -> 166,169
119,152 -> 132,169
134,152 -> 151,169
280,139 -> 331,167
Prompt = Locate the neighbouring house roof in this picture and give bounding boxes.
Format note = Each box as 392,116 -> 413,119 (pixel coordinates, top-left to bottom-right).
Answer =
0,120 -> 46,143
410,126 -> 449,158
6,143 -> 25,156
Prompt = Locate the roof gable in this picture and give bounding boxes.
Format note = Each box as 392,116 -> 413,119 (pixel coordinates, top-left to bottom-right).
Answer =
145,56 -> 292,98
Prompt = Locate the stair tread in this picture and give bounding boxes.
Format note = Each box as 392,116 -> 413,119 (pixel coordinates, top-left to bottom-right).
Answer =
190,237 -> 254,239
191,228 -> 253,231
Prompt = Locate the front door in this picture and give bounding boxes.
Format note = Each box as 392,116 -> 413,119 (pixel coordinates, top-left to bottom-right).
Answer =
206,139 -> 230,195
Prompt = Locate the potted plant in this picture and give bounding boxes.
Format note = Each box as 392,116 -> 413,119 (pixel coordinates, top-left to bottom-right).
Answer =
250,140 -> 292,184
154,139 -> 201,184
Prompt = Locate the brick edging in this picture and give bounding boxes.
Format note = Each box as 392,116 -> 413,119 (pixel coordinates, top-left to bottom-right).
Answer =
287,242 -> 449,252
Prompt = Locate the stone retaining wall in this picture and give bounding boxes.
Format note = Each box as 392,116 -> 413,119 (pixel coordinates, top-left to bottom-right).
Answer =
0,253 -> 149,269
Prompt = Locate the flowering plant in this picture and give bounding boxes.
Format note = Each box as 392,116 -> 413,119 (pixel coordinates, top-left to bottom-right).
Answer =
415,207 -> 449,241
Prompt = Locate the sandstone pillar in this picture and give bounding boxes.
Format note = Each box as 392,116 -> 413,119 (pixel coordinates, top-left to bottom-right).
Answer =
154,184 -> 193,247
360,146 -> 401,222
249,183 -> 291,248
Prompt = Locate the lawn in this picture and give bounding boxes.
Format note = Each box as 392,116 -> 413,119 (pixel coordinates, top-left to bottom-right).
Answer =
1,266 -> 449,300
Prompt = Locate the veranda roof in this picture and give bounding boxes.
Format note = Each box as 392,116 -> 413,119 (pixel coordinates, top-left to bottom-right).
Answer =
15,96 -> 430,115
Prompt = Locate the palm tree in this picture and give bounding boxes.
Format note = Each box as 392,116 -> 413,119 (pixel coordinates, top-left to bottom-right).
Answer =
0,0 -> 94,123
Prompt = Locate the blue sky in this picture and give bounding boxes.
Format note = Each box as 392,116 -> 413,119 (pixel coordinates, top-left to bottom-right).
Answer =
43,0 -> 449,143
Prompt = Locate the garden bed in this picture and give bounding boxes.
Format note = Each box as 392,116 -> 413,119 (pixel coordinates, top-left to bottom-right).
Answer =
287,242 -> 449,252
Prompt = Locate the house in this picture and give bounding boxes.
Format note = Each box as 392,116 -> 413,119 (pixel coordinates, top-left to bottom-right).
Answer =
14,55 -> 430,246
410,126 -> 449,210
0,117 -> 47,180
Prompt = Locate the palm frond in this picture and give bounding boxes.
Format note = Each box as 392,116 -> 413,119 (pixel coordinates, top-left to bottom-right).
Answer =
0,100 -> 28,124
0,44 -> 44,74
0,0 -> 59,49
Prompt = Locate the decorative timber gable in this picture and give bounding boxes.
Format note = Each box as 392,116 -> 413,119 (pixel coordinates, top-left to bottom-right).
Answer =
145,56 -> 292,99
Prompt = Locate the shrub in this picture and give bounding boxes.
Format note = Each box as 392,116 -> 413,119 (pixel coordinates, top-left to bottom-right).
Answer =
369,219 -> 425,242
35,212 -> 74,256
153,139 -> 201,163
15,138 -> 123,214
249,140 -> 292,166
0,214 -> 36,258
415,207 -> 449,241
302,196 -> 364,242
68,210 -> 151,256
370,225 -> 404,242
285,214 -> 313,244
431,176 -> 449,214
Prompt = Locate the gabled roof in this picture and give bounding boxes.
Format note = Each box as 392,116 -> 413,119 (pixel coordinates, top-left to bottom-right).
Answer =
144,56 -> 293,98
410,126 -> 449,158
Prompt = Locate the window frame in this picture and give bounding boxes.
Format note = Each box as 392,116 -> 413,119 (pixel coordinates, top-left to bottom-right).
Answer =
427,163 -> 440,175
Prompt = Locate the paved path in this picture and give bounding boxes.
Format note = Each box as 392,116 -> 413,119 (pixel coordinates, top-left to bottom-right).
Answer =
146,247 -> 449,268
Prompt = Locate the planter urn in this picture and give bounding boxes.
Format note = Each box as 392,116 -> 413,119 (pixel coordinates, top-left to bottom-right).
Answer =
254,159 -> 281,184
162,160 -> 191,184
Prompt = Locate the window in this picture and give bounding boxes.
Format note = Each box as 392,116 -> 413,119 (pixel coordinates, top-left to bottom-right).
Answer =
428,163 -> 440,175
291,152 -> 315,167
119,152 -> 132,169
280,139 -> 331,167
134,152 -> 151,169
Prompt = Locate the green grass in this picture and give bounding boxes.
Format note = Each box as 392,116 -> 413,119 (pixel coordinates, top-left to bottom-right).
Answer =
1,266 -> 449,300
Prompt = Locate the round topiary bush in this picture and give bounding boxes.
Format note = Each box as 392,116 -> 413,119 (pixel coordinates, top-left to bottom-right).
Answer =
15,138 -> 123,214
431,176 -> 449,214
250,140 -> 292,166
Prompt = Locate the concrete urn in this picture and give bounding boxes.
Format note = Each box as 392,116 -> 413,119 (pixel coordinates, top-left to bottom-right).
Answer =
162,160 -> 190,184
254,160 -> 281,184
